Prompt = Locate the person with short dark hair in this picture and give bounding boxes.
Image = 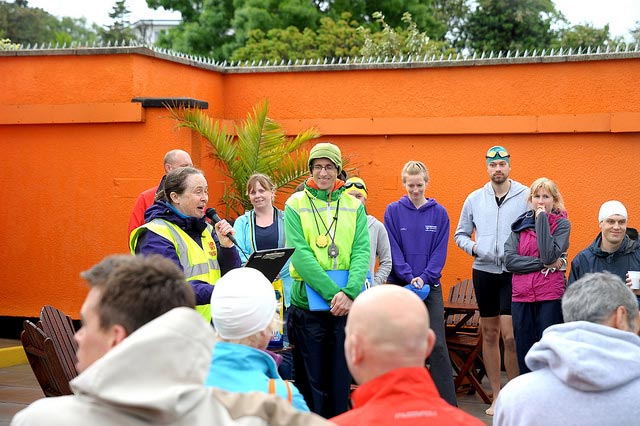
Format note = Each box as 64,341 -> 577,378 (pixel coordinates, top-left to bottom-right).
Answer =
12,255 -> 330,426
129,167 -> 241,322
454,146 -> 528,414
494,272 -> 640,425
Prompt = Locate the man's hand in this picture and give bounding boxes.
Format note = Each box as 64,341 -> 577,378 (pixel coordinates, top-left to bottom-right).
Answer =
330,291 -> 352,316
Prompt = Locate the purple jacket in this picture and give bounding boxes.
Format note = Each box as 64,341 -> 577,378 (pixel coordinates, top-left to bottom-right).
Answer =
134,202 -> 241,305
384,196 -> 450,286
505,210 -> 570,302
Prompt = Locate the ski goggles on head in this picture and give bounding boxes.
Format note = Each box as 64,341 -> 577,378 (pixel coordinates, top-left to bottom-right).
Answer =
344,181 -> 366,191
486,149 -> 510,159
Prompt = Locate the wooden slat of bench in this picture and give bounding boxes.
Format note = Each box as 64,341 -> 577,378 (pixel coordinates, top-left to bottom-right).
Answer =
21,320 -> 73,397
39,306 -> 78,383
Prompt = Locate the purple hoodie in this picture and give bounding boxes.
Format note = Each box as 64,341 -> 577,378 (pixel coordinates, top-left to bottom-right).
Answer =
384,196 -> 450,286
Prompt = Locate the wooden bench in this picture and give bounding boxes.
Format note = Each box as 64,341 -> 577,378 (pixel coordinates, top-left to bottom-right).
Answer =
39,305 -> 78,385
21,320 -> 73,397
445,279 -> 490,404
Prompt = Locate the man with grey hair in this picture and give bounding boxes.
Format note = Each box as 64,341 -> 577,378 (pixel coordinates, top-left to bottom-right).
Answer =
494,272 -> 640,425
128,149 -> 193,234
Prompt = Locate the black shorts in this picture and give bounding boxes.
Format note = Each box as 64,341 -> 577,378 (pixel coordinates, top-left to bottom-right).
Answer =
472,269 -> 513,317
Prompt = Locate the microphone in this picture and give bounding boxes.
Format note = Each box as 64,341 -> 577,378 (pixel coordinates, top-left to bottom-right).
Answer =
205,208 -> 245,255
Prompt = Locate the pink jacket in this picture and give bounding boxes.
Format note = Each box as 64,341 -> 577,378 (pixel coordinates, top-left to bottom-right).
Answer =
505,210 -> 571,302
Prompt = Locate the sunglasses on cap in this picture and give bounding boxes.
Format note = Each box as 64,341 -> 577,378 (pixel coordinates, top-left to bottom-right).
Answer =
486,150 -> 510,158
345,181 -> 367,191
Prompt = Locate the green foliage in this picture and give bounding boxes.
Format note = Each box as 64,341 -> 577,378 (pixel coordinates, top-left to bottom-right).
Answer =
359,12 -> 452,58
0,0 -> 61,44
632,21 -> 640,44
169,100 -> 320,216
99,0 -> 138,44
0,1 -> 98,46
0,37 -> 20,50
552,23 -> 622,50
465,0 -> 562,53
231,13 -> 363,62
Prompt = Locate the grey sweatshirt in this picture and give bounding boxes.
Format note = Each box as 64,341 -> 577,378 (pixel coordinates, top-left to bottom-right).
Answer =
454,180 -> 529,273
494,321 -> 640,425
367,215 -> 392,286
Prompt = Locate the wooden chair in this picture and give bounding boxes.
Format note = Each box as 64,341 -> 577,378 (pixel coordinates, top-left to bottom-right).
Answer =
39,305 -> 79,384
445,279 -> 490,404
21,320 -> 74,397
445,279 -> 480,334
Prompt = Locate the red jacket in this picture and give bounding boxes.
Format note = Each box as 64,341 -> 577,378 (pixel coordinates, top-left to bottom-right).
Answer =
331,367 -> 483,426
128,186 -> 158,235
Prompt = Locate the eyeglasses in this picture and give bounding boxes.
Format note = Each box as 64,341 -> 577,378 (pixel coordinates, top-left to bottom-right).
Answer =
486,150 -> 510,159
312,164 -> 337,172
345,182 -> 367,192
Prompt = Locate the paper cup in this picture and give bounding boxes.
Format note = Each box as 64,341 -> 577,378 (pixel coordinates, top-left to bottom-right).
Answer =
628,271 -> 640,290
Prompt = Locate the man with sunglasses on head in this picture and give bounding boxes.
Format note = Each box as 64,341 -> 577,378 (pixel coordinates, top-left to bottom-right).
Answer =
454,145 -> 528,416
284,142 -> 370,418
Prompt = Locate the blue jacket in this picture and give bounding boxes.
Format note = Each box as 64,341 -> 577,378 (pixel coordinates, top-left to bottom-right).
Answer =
569,233 -> 640,284
233,208 -> 293,307
384,196 -> 450,287
133,201 -> 241,305
205,342 -> 309,412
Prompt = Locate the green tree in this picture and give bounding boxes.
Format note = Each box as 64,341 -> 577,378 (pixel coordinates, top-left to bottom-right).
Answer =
100,0 -> 137,44
169,100 -> 320,216
552,23 -> 622,50
359,11 -> 452,58
465,0 -> 562,53
0,0 -> 60,44
431,0 -> 470,47
53,17 -> 99,45
149,0 -> 448,60
231,13 -> 363,62
630,21 -> 640,44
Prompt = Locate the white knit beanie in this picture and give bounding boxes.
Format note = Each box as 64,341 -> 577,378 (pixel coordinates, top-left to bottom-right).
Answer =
210,267 -> 276,340
598,200 -> 628,223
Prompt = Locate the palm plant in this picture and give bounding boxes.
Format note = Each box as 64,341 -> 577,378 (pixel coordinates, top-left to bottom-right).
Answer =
169,99 -> 320,217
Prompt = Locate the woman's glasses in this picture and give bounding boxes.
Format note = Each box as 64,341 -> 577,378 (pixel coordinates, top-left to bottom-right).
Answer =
345,181 -> 367,191
486,150 -> 510,158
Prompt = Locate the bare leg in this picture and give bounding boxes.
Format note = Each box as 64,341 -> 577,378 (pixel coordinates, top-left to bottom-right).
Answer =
500,314 -> 519,380
480,316 -> 501,415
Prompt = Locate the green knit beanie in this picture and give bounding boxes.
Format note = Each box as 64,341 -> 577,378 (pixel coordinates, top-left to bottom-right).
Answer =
308,142 -> 342,173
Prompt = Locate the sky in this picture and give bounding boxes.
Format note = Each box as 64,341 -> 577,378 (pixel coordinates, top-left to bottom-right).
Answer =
13,0 -> 640,40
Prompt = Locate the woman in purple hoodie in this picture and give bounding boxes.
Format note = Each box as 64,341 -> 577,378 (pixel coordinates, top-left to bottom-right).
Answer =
504,177 -> 570,374
383,160 -> 457,407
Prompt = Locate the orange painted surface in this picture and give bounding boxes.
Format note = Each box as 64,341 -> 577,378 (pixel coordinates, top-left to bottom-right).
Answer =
1,51 -> 639,318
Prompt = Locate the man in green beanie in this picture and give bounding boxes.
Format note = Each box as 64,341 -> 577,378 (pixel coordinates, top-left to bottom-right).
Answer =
285,142 -> 370,418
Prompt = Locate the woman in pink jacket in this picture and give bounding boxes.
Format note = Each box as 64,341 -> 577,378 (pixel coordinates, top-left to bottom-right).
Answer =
504,177 -> 570,374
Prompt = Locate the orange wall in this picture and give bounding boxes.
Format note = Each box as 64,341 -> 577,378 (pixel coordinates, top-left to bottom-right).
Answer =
1,50 -> 639,318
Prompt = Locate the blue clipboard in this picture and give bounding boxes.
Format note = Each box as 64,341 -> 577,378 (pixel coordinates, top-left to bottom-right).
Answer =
306,270 -> 353,311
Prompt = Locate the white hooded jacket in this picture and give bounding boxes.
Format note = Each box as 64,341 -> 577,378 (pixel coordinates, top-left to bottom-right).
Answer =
12,307 -> 329,426
494,321 -> 640,426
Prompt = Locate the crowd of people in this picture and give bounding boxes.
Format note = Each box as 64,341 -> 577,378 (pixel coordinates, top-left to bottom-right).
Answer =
12,142 -> 640,425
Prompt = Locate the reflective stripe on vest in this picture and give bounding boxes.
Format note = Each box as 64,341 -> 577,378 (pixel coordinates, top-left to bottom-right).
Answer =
286,191 -> 361,281
129,219 -> 221,322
